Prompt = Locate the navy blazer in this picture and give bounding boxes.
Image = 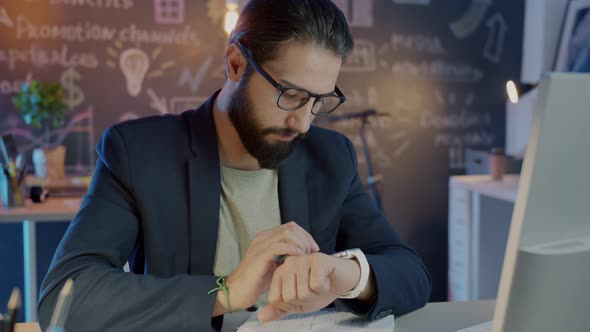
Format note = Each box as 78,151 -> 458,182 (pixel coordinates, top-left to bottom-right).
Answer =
39,92 -> 431,331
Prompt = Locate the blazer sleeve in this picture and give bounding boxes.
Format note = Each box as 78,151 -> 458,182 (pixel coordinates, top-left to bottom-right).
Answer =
38,126 -> 222,332
334,135 -> 432,320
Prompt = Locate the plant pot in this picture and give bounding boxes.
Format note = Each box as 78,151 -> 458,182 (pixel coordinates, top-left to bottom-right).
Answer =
32,145 -> 66,180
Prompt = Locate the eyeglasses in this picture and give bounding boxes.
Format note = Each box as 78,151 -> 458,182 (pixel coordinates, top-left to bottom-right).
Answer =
235,40 -> 346,116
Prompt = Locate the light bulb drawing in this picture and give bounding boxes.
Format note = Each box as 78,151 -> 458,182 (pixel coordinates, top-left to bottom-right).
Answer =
106,40 -> 176,97
119,48 -> 150,97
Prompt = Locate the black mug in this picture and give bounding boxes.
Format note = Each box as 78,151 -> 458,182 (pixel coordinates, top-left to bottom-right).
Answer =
30,186 -> 49,203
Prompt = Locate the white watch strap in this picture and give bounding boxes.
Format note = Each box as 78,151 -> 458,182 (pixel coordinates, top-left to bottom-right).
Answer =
334,248 -> 370,299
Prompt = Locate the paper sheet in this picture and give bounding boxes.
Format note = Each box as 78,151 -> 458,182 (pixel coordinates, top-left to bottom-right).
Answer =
237,309 -> 394,332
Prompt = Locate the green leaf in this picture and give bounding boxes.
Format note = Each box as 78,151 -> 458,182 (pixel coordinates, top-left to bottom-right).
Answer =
11,79 -> 70,132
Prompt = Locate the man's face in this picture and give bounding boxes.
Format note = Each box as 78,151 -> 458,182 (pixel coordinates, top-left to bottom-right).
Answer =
228,42 -> 342,169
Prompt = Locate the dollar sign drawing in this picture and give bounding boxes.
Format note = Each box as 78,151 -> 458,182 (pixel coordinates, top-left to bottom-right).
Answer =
60,67 -> 85,109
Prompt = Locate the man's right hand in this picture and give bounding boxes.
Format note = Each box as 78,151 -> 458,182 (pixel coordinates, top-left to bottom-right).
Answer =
212,221 -> 319,316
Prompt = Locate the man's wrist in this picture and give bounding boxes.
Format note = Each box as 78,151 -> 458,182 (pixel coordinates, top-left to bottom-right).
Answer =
211,274 -> 246,316
343,258 -> 361,292
333,249 -> 370,299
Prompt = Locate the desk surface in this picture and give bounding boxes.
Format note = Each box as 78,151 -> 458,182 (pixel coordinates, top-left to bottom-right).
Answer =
15,300 -> 495,332
0,197 -> 81,222
450,175 -> 520,202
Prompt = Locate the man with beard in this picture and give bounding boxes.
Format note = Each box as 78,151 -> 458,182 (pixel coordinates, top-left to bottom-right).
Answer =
38,0 -> 431,331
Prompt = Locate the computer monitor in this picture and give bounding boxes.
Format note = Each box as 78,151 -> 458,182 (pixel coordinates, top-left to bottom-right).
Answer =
492,72 -> 590,331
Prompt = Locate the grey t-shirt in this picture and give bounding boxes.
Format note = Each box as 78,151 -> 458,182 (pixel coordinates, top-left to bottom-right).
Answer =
213,166 -> 281,306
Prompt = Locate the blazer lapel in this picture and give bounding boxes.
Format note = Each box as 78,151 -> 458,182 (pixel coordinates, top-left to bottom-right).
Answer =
278,148 -> 310,234
183,92 -> 221,275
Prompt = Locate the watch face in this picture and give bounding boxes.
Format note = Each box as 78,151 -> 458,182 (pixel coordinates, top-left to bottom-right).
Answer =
336,250 -> 357,259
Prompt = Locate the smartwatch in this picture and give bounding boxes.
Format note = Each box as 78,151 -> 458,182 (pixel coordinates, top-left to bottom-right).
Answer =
333,248 -> 370,299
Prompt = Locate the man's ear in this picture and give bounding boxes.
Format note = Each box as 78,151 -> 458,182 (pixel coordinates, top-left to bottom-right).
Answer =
225,44 -> 248,83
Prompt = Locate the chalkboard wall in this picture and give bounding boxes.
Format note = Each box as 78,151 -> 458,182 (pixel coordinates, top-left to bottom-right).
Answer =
0,0 -> 524,305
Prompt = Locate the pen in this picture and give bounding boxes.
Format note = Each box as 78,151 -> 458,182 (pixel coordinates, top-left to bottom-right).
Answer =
17,164 -> 27,186
4,288 -> 20,332
6,162 -> 23,206
48,279 -> 74,332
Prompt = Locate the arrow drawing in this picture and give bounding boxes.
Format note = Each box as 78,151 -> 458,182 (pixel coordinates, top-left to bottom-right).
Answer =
147,88 -> 169,114
483,12 -> 508,63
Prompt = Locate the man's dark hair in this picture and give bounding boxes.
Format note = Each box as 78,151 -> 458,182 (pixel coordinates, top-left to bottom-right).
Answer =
229,0 -> 354,65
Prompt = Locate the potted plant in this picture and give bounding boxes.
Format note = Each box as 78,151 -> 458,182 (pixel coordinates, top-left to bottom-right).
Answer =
12,80 -> 68,180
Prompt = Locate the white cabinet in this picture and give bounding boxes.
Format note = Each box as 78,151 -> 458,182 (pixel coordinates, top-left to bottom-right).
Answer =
448,175 -> 519,301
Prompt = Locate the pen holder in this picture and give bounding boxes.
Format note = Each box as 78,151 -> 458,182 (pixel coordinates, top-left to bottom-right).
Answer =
0,169 -> 25,207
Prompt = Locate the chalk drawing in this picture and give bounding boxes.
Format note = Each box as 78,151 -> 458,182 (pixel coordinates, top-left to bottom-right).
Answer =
154,0 -> 185,24
60,67 -> 85,109
0,6 -> 14,28
147,88 -> 168,114
107,42 -> 176,96
449,0 -> 491,39
483,13 -> 508,63
178,55 -> 213,93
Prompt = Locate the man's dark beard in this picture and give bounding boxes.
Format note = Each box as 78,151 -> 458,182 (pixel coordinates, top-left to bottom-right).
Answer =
227,79 -> 304,169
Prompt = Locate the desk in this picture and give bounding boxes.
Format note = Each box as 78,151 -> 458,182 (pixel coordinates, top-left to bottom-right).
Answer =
448,175 -> 519,301
14,300 -> 495,332
0,197 -> 81,322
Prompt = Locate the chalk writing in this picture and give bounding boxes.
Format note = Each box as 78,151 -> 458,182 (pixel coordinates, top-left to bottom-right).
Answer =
390,60 -> 483,82
15,16 -> 200,47
420,111 -> 491,129
390,33 -> 446,55
16,16 -> 117,42
0,72 -> 32,95
0,45 -> 99,70
342,39 -> 376,72
434,131 -> 495,147
118,24 -> 199,46
49,0 -> 135,9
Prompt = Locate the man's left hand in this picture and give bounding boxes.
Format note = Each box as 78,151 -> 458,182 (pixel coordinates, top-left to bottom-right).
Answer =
258,252 -> 361,322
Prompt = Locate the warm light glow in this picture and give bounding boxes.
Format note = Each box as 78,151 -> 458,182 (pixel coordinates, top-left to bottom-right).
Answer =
224,3 -> 239,35
506,80 -> 519,104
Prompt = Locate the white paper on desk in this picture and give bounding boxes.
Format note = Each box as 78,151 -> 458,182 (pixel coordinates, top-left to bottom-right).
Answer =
237,309 -> 394,332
